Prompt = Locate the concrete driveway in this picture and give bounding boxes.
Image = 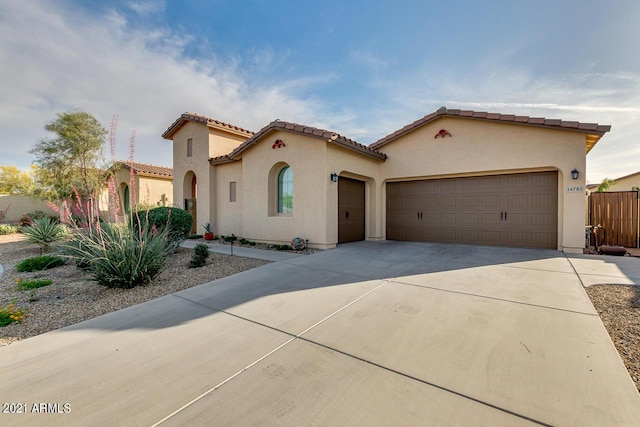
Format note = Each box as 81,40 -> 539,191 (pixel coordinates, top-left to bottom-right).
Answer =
1,241 -> 639,426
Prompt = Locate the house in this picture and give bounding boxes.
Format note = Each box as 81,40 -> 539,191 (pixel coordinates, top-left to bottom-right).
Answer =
587,171 -> 640,193
162,107 -> 611,253
103,161 -> 173,217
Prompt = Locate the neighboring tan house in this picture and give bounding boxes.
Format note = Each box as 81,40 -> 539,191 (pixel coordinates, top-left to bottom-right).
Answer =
103,161 -> 173,217
162,107 -> 611,253
587,171 -> 640,193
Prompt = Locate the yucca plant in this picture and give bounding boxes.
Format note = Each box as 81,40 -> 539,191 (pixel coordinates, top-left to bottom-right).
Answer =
21,217 -> 67,254
60,222 -> 168,289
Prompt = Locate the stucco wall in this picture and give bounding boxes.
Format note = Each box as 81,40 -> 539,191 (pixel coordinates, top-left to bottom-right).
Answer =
0,194 -> 56,223
214,161 -> 243,236
378,117 -> 587,252
326,144 -> 384,244
238,130 -> 331,248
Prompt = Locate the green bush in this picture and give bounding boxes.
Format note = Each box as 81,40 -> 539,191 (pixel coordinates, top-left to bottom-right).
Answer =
189,244 -> 210,268
16,278 -> 52,291
16,255 -> 66,272
186,234 -> 203,239
21,218 -> 67,253
0,224 -> 19,235
61,222 -> 167,289
131,207 -> 192,253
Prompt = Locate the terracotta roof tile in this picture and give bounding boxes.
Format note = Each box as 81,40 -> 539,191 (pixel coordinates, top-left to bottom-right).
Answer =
115,161 -> 173,178
210,120 -> 387,164
370,106 -> 611,151
162,112 -> 254,139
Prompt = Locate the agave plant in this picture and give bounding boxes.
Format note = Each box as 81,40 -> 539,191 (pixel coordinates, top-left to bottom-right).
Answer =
21,217 -> 67,254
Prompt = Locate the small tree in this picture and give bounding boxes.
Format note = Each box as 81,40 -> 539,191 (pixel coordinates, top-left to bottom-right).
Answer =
0,165 -> 35,195
596,178 -> 617,192
30,111 -> 108,203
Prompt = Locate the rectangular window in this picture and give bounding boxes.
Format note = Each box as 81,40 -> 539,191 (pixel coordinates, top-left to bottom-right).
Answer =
187,138 -> 193,157
229,182 -> 236,202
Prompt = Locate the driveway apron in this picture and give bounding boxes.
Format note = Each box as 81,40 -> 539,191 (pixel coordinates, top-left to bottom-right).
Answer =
1,241 -> 639,426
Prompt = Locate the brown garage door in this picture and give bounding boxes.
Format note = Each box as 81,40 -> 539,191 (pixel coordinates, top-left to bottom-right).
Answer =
338,177 -> 365,243
387,171 -> 558,248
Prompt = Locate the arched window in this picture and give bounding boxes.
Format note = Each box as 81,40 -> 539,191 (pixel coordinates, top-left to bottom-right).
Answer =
277,166 -> 293,214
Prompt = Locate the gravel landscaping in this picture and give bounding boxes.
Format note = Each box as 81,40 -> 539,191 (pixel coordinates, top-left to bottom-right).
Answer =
1,233 -> 639,393
0,234 -> 269,346
586,284 -> 640,392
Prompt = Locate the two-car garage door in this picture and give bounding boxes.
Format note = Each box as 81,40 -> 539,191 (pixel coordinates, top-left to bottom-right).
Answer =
386,171 -> 558,249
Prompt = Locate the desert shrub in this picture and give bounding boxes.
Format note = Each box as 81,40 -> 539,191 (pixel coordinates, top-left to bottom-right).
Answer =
131,207 -> 192,254
0,224 -> 19,235
189,244 -> 210,268
26,210 -> 58,223
16,255 -> 66,272
15,278 -> 52,291
272,244 -> 293,251
21,218 -> 67,253
19,215 -> 33,227
61,222 -> 168,289
0,303 -> 27,327
186,234 -> 203,239
223,234 -> 237,243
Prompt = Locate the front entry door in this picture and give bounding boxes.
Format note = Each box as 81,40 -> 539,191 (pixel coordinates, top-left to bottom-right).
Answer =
338,177 -> 365,243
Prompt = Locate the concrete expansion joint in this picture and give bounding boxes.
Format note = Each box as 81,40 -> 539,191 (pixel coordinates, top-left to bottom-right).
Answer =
388,278 -> 598,317
154,280 -> 392,426
161,281 -> 553,427
563,253 -> 587,288
295,336 -> 554,427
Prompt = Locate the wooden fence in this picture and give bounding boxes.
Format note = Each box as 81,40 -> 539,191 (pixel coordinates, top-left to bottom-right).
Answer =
588,191 -> 639,248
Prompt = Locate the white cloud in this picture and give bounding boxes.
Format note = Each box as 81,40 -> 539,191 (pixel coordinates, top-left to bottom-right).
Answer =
128,0 -> 164,16
0,1 -> 327,169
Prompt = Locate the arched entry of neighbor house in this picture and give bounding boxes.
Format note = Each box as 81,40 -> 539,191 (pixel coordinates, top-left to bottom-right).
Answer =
183,171 -> 197,233
338,176 -> 366,243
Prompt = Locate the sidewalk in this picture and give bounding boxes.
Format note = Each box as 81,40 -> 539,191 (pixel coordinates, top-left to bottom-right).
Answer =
181,239 -> 304,262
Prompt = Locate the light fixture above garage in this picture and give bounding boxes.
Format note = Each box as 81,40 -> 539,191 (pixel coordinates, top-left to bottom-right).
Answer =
330,173 -> 339,182
571,169 -> 579,180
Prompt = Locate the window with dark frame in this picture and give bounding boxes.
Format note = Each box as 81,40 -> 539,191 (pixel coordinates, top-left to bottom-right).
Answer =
277,166 -> 293,214
187,138 -> 193,157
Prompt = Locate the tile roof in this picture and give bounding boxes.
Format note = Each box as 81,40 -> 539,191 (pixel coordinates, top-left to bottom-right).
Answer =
114,161 -> 173,178
210,120 -> 387,164
370,106 -> 612,153
162,112 -> 254,140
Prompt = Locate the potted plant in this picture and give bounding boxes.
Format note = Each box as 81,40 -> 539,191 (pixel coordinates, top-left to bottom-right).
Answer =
202,222 -> 214,240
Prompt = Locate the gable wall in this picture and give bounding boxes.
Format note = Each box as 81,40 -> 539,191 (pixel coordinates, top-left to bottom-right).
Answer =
378,117 -> 588,252
239,130 -> 330,247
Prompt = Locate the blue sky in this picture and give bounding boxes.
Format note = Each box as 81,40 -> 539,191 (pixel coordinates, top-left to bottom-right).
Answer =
1,0 -> 638,184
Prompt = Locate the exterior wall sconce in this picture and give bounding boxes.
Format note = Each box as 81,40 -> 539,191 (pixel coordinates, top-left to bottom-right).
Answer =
571,169 -> 580,180
330,173 -> 339,182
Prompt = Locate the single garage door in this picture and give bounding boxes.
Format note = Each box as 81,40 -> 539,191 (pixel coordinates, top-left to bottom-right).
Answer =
338,177 -> 365,243
387,171 -> 558,249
